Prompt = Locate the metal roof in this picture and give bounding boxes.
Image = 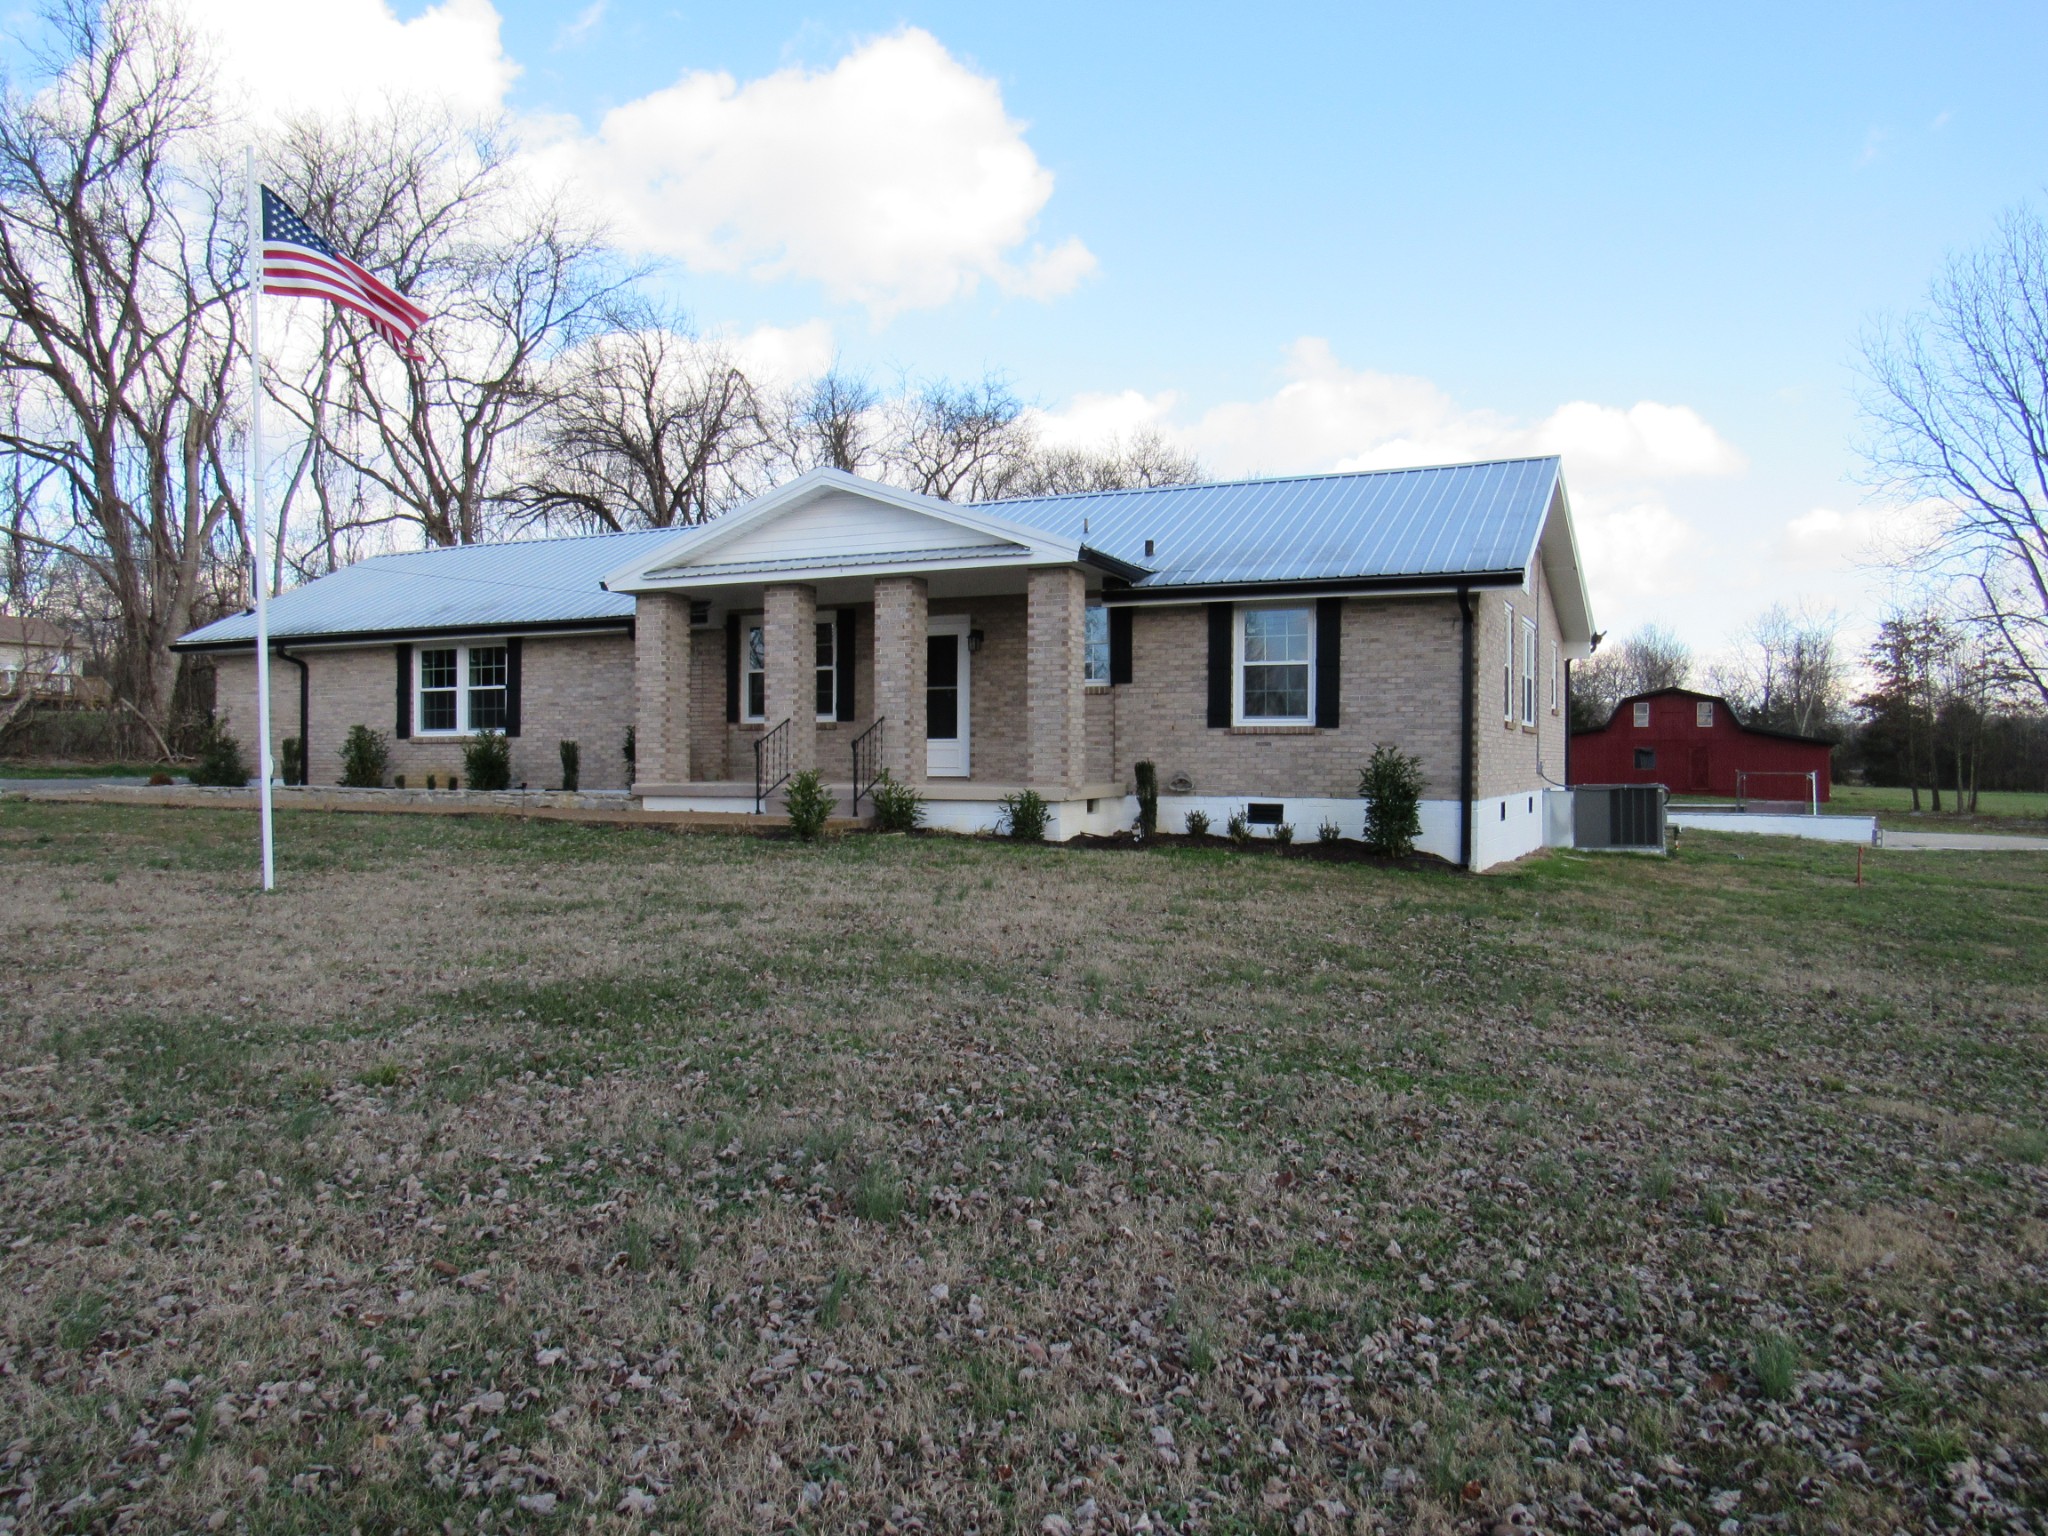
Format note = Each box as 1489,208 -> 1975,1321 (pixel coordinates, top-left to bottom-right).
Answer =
175,458 -> 1571,649
173,526 -> 692,649
989,456 -> 1562,591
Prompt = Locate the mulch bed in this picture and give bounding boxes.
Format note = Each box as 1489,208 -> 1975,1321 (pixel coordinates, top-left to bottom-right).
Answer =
1063,828 -> 1455,871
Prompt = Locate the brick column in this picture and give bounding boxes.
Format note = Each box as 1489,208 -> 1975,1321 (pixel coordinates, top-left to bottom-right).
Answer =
1027,566 -> 1087,793
632,592 -> 692,788
763,582 -> 818,774
871,576 -> 927,783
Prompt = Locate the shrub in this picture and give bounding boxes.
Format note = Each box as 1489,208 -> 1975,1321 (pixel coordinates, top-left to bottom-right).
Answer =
1359,742 -> 1426,857
622,724 -> 636,773
426,773 -> 437,790
783,767 -> 833,840
1226,808 -> 1252,847
1317,818 -> 1342,844
280,736 -> 304,786
559,739 -> 580,792
1184,809 -> 1211,837
868,770 -> 925,833
1134,760 -> 1158,837
393,774 -> 406,789
189,721 -> 248,787
1273,821 -> 1295,848
464,731 -> 511,791
339,724 -> 388,789
999,789 -> 1050,842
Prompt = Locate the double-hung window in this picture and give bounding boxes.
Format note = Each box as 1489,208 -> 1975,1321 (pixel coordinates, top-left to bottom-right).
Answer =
415,643 -> 507,734
1695,700 -> 1714,728
1521,617 -> 1538,727
740,613 -> 840,723
1502,603 -> 1516,722
1237,606 -> 1314,724
1550,640 -> 1561,714
1083,604 -> 1111,685
1633,701 -> 1652,728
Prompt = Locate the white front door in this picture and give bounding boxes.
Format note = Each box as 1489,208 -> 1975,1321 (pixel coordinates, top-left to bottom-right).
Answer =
926,616 -> 970,777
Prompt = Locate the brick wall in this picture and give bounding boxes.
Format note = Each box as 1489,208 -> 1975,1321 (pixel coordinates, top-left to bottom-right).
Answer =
1476,562 -> 1567,802
1106,597 -> 1465,801
213,632 -> 637,791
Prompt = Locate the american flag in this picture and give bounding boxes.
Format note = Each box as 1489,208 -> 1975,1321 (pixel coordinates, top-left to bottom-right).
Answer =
260,187 -> 428,357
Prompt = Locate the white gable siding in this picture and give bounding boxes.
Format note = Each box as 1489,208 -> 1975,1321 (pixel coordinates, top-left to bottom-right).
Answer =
675,493 -> 1020,570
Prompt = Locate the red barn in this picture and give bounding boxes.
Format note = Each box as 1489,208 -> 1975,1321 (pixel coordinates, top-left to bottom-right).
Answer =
1569,687 -> 1834,802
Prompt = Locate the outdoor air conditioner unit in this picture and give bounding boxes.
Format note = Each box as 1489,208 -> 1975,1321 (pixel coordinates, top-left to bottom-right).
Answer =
1571,784 -> 1668,853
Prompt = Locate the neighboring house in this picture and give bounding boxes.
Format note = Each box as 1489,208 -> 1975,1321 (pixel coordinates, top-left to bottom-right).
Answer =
174,457 -> 1596,868
1570,687 -> 1833,802
0,614 -> 87,700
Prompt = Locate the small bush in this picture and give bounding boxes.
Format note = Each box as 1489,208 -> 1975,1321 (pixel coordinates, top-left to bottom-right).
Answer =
783,767 -> 834,840
1751,1332 -> 1800,1402
1134,760 -> 1158,837
1184,809 -> 1211,836
339,724 -> 388,788
393,774 -> 406,788
868,770 -> 925,833
425,773 -> 437,790
280,736 -> 304,786
1360,742 -> 1426,857
463,731 -> 511,791
559,739 -> 580,792
1317,818 -> 1341,844
448,775 -> 459,791
1226,809 -> 1252,847
1000,789 -> 1050,842
189,721 -> 248,787
1273,821 -> 1294,848
621,724 -> 636,773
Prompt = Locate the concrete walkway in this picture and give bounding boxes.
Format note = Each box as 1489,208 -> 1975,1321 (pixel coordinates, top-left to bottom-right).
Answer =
1883,829 -> 2048,851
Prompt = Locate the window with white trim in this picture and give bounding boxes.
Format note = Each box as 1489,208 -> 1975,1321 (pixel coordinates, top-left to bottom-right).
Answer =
1695,700 -> 1714,728
1502,602 -> 1515,722
1084,604 -> 1111,685
1521,616 -> 1538,726
1633,701 -> 1651,728
1549,640 -> 1561,714
415,643 -> 507,734
1236,605 -> 1314,723
740,613 -> 840,724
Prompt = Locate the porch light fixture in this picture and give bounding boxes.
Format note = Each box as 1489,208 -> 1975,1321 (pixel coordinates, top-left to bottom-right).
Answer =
968,629 -> 985,653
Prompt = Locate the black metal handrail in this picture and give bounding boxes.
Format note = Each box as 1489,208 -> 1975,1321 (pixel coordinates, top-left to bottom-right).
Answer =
850,716 -> 886,815
753,717 -> 790,814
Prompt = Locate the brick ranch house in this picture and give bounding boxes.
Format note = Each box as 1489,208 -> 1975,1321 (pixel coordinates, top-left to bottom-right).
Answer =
175,457 -> 1596,869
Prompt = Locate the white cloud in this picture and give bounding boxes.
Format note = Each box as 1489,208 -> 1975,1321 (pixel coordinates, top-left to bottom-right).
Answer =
554,0 -> 605,50
1023,388 -> 1180,451
169,0 -> 518,123
721,319 -> 837,392
529,28 -> 1095,316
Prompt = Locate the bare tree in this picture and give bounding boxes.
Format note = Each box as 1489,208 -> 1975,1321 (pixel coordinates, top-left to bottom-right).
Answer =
0,0 -> 243,738
1859,203 -> 2048,705
775,369 -> 880,477
508,303 -> 770,531
998,430 -> 1203,498
1569,625 -> 1692,730
262,113 -> 633,547
884,375 -> 1034,503
1709,603 -> 1845,737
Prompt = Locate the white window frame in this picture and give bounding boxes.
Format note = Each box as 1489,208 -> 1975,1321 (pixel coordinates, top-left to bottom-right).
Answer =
740,611 -> 840,725
1633,701 -> 1652,728
413,642 -> 509,736
1502,602 -> 1515,723
1083,603 -> 1111,687
1696,700 -> 1714,729
1521,616 -> 1538,727
1234,604 -> 1316,726
1549,640 -> 1561,714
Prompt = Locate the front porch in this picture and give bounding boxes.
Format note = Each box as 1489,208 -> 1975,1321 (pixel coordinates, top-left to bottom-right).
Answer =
614,471 -> 1138,832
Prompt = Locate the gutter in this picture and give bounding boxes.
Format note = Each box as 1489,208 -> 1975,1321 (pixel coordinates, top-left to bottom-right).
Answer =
172,615 -> 634,654
276,648 -> 310,785
1457,586 -> 1475,872
1101,569 -> 1529,605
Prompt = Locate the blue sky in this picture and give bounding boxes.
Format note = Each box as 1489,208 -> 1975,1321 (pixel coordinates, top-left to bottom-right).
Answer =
38,1 -> 2048,657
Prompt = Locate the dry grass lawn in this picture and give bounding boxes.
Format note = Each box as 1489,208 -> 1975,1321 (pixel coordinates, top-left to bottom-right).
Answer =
0,802 -> 2044,1536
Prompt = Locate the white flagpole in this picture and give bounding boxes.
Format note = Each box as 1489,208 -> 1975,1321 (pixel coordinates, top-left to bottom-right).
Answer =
244,148 -> 276,891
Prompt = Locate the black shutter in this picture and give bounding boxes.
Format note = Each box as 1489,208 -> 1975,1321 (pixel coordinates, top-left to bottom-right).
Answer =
724,613 -> 740,723
1109,606 -> 1133,685
1315,598 -> 1341,729
836,608 -> 856,720
1206,603 -> 1232,728
394,643 -> 411,738
505,637 -> 523,737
